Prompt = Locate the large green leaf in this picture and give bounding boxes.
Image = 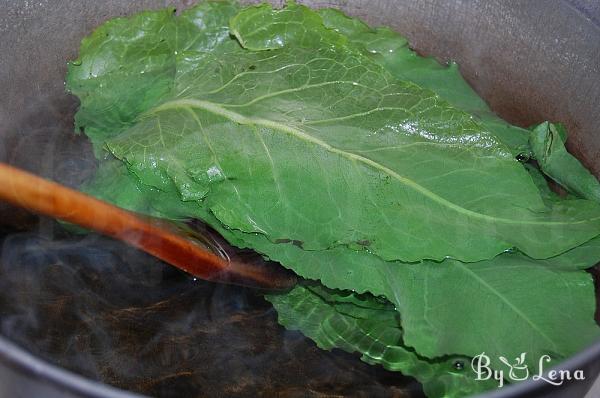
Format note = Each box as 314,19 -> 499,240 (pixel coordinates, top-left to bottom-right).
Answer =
267,283 -> 497,398
69,1 -> 600,263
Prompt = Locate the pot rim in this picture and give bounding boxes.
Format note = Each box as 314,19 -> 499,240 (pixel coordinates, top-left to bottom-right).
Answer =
1,330 -> 598,397
0,336 -> 144,398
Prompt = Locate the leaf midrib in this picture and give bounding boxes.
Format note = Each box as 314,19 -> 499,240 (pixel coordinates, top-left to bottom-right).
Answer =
147,98 -> 599,227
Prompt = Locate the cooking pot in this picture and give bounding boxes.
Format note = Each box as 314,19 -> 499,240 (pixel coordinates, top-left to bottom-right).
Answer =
1,1 -> 599,397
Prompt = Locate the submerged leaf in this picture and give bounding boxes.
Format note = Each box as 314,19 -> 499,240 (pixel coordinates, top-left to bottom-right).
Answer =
267,283 -> 497,398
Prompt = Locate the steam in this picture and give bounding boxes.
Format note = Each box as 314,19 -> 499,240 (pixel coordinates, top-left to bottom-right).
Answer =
0,94 -> 94,186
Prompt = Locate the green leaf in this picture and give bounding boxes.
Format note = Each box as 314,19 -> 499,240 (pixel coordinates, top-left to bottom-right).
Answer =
267,283 -> 497,398
316,7 -> 531,156
530,122 -> 600,202
66,1 -> 240,152
70,1 -> 600,262
392,262 -> 599,371
83,158 -> 204,220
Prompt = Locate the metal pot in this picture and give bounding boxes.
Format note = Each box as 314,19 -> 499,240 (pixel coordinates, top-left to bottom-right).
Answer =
0,1 -> 599,397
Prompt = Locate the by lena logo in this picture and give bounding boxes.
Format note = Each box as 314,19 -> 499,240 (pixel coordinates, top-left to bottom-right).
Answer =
471,352 -> 585,388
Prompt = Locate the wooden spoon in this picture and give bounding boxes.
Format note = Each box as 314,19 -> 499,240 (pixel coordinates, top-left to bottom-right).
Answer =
0,162 -> 297,291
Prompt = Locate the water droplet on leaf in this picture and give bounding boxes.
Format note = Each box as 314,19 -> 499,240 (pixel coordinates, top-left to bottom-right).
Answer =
206,165 -> 225,182
453,360 -> 465,371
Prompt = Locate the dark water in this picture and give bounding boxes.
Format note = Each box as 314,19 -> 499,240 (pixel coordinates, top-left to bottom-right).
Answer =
0,224 -> 423,397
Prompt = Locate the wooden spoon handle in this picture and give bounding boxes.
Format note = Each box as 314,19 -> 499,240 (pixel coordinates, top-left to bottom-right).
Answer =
0,162 -> 295,290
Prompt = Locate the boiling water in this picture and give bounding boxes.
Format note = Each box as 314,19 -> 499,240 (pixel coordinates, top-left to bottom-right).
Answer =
0,227 -> 421,397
